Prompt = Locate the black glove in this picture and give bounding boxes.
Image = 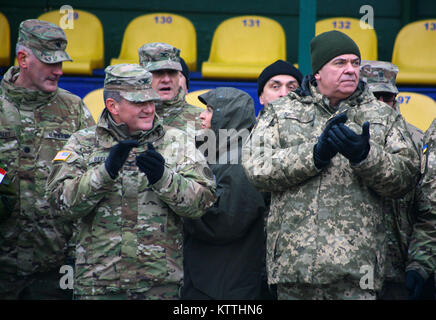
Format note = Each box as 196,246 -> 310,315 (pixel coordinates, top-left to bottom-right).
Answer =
105,140 -> 139,179
136,142 -> 165,185
327,121 -> 370,164
405,270 -> 425,300
313,113 -> 348,169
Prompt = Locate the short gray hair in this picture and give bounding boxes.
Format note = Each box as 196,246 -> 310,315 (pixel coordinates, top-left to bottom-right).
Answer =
103,90 -> 122,106
15,43 -> 33,56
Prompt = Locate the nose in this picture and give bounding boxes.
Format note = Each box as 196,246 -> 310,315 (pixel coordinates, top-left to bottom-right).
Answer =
142,102 -> 155,113
199,110 -> 207,120
51,62 -> 63,76
344,61 -> 355,73
161,71 -> 171,82
278,85 -> 289,97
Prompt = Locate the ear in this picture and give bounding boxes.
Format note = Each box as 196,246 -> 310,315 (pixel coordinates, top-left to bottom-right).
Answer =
314,72 -> 321,81
259,94 -> 265,106
16,50 -> 29,69
105,97 -> 120,116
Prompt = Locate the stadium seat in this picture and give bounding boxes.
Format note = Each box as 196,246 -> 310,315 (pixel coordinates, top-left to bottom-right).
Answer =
201,15 -> 286,80
83,88 -> 105,122
110,13 -> 197,71
397,92 -> 436,132
185,89 -> 210,109
315,17 -> 378,61
0,12 -> 10,67
392,20 -> 436,85
37,9 -> 104,75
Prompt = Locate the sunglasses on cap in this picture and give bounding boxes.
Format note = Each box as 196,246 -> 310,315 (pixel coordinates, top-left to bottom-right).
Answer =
373,92 -> 397,103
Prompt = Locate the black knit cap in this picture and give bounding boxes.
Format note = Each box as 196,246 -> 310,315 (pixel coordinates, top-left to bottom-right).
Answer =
179,57 -> 190,90
310,30 -> 361,74
257,60 -> 303,96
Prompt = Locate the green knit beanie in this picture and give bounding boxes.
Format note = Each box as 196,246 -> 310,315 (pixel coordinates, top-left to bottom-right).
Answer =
310,30 -> 361,74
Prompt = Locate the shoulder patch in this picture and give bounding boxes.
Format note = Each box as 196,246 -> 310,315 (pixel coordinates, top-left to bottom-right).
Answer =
53,150 -> 72,162
203,166 -> 214,181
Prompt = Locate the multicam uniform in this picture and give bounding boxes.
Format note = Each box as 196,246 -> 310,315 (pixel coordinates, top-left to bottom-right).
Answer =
361,60 -> 424,299
46,64 -> 216,299
0,66 -> 94,298
407,119 -> 436,288
242,77 -> 420,299
138,42 -> 202,134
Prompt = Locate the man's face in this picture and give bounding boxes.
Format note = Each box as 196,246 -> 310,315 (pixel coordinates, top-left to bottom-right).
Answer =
314,54 -> 360,105
151,69 -> 180,101
110,98 -> 156,133
199,106 -> 213,129
373,91 -> 397,109
22,51 -> 63,93
259,75 -> 300,105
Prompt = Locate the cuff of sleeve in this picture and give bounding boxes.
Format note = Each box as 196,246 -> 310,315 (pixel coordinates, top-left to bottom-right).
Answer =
149,166 -> 172,191
406,262 -> 430,281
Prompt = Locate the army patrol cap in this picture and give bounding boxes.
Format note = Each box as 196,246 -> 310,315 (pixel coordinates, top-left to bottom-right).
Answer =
360,60 -> 399,94
138,42 -> 182,72
104,64 -> 161,102
17,19 -> 72,64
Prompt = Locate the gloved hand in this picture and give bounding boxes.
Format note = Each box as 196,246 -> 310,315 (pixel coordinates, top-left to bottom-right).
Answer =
405,270 -> 425,300
0,181 -> 17,223
136,142 -> 165,185
327,121 -> 370,164
313,113 -> 348,169
105,140 -> 139,179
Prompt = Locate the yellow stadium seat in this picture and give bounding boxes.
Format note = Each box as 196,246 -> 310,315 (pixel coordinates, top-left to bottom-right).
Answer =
397,92 -> 436,132
315,17 -> 378,61
110,13 -> 197,71
37,9 -> 104,75
185,89 -> 210,109
83,88 -> 105,122
392,20 -> 436,85
201,16 -> 286,80
0,12 -> 10,66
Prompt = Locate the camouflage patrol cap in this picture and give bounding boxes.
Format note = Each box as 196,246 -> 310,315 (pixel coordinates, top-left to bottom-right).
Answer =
104,64 -> 161,102
360,60 -> 399,94
17,19 -> 72,64
138,42 -> 182,72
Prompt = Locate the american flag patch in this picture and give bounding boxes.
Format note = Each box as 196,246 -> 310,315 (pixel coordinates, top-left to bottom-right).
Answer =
53,150 -> 72,161
0,167 -> 6,184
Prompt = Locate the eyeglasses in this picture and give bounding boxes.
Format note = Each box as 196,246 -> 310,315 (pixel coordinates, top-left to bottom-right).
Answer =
374,92 -> 397,103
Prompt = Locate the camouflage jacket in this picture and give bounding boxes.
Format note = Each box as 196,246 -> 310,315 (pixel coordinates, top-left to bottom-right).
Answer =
46,109 -> 216,296
0,66 -> 95,276
154,88 -> 202,135
382,118 -> 423,283
242,78 -> 420,290
406,118 -> 436,280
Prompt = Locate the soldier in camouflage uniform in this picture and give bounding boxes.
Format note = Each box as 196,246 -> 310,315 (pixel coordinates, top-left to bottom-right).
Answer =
242,30 -> 420,300
407,121 -> 436,299
46,64 -> 216,300
138,42 -> 202,136
0,19 -> 95,299
360,60 -> 424,299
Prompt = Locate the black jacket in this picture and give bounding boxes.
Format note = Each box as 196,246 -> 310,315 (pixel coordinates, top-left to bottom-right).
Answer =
182,87 -> 270,300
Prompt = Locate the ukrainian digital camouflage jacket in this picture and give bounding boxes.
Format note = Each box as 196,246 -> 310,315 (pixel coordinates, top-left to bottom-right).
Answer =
46,109 -> 216,296
407,118 -> 436,280
154,88 -> 202,135
0,66 -> 95,277
242,77 -> 420,290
